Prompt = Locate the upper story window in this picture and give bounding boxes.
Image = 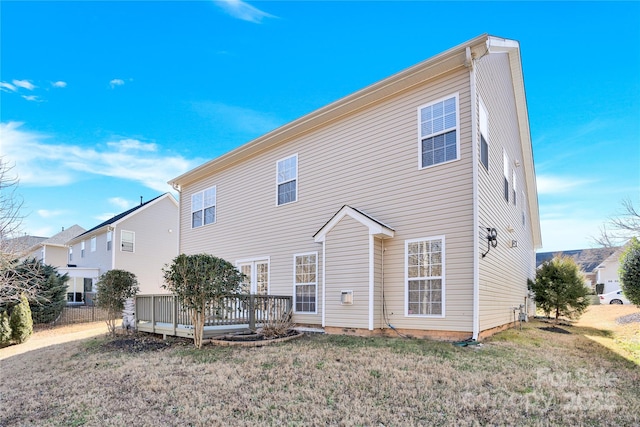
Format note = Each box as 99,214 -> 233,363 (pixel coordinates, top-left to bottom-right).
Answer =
121,230 -> 135,253
69,247 -> 73,262
512,170 -> 517,206
479,99 -> 489,171
90,236 -> 96,252
192,186 -> 216,228
503,150 -> 509,202
81,241 -> 85,258
419,93 -> 459,169
406,236 -> 444,317
107,230 -> 112,251
276,154 -> 297,205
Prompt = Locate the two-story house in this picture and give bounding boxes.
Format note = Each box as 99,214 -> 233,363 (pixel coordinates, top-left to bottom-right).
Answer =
169,34 -> 542,340
25,224 -> 86,268
64,193 -> 179,300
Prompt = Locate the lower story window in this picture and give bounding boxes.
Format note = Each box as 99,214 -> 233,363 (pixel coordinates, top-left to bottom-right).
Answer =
406,237 -> 444,316
294,252 -> 317,313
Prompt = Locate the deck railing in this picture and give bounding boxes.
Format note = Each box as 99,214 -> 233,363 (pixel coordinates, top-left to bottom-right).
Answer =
135,294 -> 292,338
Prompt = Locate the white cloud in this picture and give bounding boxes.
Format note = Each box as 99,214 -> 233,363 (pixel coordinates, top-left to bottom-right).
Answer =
108,197 -> 132,210
107,139 -> 157,152
214,0 -> 277,23
52,81 -> 67,88
193,101 -> 281,136
12,79 -> 36,90
536,175 -> 593,195
0,82 -> 17,92
22,95 -> 40,102
37,209 -> 66,218
110,79 -> 125,89
0,121 -> 201,193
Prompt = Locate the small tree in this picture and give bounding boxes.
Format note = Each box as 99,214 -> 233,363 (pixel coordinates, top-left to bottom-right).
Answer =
9,293 -> 33,343
0,311 -> 11,345
95,270 -> 139,337
17,259 -> 68,324
163,254 -> 245,348
619,237 -> 640,306
530,255 -> 590,321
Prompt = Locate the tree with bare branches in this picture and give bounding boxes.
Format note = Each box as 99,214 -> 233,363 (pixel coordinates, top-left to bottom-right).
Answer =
0,157 -> 42,307
595,198 -> 640,247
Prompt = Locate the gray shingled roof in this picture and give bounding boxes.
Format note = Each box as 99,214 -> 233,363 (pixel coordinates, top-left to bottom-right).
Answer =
536,247 -> 619,273
41,224 -> 86,246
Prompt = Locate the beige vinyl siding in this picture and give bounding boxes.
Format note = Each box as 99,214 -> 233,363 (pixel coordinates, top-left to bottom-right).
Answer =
475,52 -> 535,331
43,245 -> 69,269
179,67 -> 475,332
114,196 -> 178,294
324,216 -> 370,329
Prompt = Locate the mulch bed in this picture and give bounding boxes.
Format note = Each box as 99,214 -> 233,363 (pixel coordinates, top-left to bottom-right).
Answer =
616,312 -> 640,325
98,333 -> 190,353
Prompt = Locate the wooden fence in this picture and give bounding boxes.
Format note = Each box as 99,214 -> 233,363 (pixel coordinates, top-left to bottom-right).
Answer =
135,294 -> 292,338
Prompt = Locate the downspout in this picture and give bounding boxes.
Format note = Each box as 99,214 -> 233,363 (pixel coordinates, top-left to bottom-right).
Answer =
110,226 -> 116,270
368,234 -> 374,331
468,46 -> 480,341
172,183 -> 182,256
322,240 -> 326,327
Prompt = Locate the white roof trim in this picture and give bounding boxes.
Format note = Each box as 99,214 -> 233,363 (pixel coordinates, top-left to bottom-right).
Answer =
314,205 -> 395,243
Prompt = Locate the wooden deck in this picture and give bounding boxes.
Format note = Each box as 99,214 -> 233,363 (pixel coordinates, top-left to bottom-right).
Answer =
135,294 -> 292,339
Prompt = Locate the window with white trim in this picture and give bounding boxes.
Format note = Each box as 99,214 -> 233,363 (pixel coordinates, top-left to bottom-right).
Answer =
69,247 -> 73,262
512,170 -> 517,206
406,237 -> 444,316
121,230 -> 134,253
191,186 -> 216,228
81,241 -> 85,258
522,190 -> 526,228
419,94 -> 459,168
277,155 -> 297,205
90,236 -> 96,252
294,252 -> 317,313
107,230 -> 112,251
503,150 -> 509,202
479,100 -> 489,171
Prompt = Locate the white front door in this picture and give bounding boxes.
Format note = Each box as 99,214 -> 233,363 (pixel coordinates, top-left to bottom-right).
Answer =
238,259 -> 269,295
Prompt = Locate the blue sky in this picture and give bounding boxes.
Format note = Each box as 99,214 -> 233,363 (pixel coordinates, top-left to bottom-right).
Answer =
1,1 -> 638,252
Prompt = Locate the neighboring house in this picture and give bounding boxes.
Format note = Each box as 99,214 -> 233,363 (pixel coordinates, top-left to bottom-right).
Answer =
536,247 -> 619,289
3,235 -> 47,257
25,224 -> 86,268
169,34 -> 542,340
64,193 -> 179,300
594,244 -> 629,294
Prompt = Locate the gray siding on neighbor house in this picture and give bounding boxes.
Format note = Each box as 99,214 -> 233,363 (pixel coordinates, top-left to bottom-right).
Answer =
178,65 -> 477,332
475,52 -> 536,331
69,232 -> 113,277
114,196 -> 179,294
324,215 -> 370,329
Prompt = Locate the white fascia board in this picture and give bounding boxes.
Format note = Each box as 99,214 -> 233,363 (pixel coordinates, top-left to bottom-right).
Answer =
486,36 -> 520,54
314,206 -> 395,243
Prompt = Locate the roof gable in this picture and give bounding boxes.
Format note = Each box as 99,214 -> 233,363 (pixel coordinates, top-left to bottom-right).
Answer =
70,193 -> 176,243
41,224 -> 86,247
313,205 -> 395,243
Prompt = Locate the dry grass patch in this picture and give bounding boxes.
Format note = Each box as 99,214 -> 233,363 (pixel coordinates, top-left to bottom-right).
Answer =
1,314 -> 639,426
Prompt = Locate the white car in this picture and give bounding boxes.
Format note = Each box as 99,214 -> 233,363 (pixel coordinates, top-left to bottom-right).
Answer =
599,290 -> 631,305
